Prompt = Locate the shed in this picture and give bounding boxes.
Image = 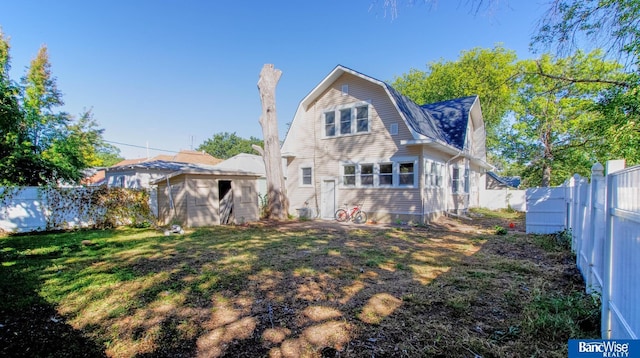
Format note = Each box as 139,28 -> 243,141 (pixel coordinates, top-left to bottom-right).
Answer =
151,167 -> 262,227
213,153 -> 267,198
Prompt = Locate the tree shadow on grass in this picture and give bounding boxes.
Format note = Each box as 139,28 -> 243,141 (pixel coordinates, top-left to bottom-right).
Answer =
0,266 -> 107,357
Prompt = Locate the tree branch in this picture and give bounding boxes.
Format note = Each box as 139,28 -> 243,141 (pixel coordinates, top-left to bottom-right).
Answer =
533,60 -> 632,88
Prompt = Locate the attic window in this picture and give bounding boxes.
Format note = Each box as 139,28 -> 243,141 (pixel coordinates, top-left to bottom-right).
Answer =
341,84 -> 349,96
390,123 -> 398,135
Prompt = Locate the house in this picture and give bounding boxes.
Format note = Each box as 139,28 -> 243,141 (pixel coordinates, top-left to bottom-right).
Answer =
486,171 -> 521,189
281,65 -> 492,223
105,150 -> 222,189
151,166 -> 262,227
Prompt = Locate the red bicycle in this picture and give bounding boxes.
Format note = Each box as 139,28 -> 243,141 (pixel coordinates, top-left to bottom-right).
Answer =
335,203 -> 367,224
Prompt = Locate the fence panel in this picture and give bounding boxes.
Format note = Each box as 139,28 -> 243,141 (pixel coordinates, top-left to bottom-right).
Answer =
525,187 -> 566,234
0,187 -> 48,233
479,188 -> 527,211
602,165 -> 640,339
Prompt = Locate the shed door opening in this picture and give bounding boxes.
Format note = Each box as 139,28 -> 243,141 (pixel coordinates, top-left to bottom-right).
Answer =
219,180 -> 233,224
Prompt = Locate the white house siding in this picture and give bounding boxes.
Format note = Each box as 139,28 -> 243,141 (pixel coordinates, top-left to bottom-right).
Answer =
284,73 -> 423,221
106,169 -> 169,189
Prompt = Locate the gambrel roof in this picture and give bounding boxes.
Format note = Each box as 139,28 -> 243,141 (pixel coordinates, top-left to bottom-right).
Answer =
287,65 -> 480,154
385,85 -> 478,151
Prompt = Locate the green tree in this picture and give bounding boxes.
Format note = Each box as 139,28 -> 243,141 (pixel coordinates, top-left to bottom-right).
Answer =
0,30 -> 23,184
392,45 -> 519,153
0,34 -> 116,186
508,51 -> 624,187
197,132 -> 263,159
532,0 -> 640,167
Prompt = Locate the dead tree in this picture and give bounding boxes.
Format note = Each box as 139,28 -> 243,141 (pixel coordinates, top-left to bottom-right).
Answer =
257,64 -> 289,220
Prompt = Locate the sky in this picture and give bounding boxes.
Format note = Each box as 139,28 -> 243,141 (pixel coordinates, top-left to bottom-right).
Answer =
1,0 -> 549,159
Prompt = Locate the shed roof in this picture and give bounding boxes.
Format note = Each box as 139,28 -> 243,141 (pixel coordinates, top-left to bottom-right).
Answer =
149,163 -> 262,185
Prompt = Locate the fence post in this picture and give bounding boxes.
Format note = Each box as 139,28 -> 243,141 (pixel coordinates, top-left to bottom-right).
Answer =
564,176 -> 575,248
586,163 -> 604,294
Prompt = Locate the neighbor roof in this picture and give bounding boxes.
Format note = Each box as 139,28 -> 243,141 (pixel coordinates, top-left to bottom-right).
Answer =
213,153 -> 266,176
487,171 -> 521,188
109,160 -> 220,172
110,150 -> 222,169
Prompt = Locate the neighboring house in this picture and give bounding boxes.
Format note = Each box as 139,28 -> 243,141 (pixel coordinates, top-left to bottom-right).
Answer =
486,171 -> 521,189
105,150 -> 222,189
281,65 -> 492,223
81,168 -> 106,186
152,166 -> 262,227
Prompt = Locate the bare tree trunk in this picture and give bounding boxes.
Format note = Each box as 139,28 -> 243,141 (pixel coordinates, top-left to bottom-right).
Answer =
257,64 -> 289,220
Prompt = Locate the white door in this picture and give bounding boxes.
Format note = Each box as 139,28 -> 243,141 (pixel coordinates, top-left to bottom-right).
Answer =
321,180 -> 336,219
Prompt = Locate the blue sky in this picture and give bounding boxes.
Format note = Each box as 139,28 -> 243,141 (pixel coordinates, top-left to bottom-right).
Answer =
1,0 -> 548,159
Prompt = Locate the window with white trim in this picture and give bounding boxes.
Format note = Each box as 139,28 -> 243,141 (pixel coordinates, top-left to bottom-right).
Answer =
360,163 -> 374,186
452,166 -> 461,193
301,167 -> 312,186
379,163 -> 393,186
399,162 -> 415,186
425,161 -> 444,188
356,105 -> 369,133
325,112 -> 336,137
341,160 -> 417,188
343,164 -> 356,186
323,103 -> 371,137
340,108 -> 351,135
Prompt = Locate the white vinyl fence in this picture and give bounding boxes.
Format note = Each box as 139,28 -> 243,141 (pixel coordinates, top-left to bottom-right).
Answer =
1,186 -> 158,233
479,188 -> 527,211
525,161 -> 640,339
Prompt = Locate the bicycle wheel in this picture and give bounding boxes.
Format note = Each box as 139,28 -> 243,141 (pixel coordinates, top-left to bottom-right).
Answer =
353,210 -> 367,224
335,209 -> 349,222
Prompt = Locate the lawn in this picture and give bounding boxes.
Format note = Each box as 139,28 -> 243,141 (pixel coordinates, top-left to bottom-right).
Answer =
0,211 -> 599,357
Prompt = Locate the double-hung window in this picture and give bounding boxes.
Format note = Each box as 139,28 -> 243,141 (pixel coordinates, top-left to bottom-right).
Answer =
360,164 -> 374,186
426,161 -> 443,187
301,167 -> 312,186
356,105 -> 368,133
452,166 -> 460,193
343,164 -> 356,186
340,108 -> 352,135
379,163 -> 393,186
399,162 -> 415,186
325,112 -> 336,137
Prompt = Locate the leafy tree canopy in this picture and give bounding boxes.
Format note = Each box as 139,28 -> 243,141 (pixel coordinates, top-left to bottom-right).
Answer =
392,45 -> 519,153
0,29 -> 115,186
197,132 -> 263,160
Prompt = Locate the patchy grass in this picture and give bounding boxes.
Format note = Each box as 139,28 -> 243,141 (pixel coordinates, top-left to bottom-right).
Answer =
0,212 -> 598,357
